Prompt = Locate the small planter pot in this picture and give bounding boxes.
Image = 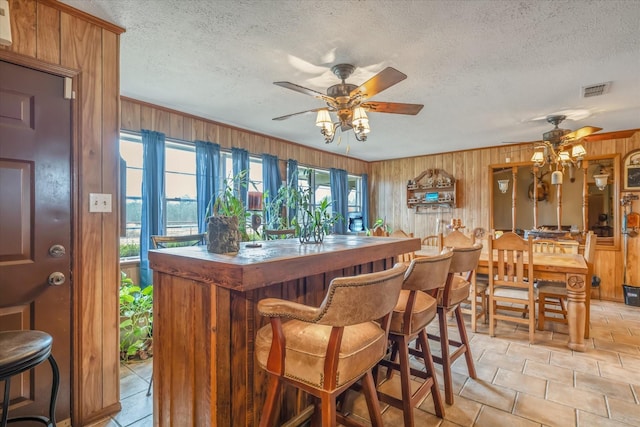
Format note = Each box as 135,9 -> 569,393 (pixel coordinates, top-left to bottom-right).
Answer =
207,216 -> 240,253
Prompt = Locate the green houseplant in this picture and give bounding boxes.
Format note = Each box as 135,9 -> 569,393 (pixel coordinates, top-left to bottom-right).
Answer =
207,170 -> 251,253
119,272 -> 153,361
297,188 -> 341,243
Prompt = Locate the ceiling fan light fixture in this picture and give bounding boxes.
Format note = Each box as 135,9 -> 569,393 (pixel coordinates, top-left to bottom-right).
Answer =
558,150 -> 571,163
315,109 -> 332,127
531,150 -> 545,166
352,107 -> 369,127
571,143 -> 586,159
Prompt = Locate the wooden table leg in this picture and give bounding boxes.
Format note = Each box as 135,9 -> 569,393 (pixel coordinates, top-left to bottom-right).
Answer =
566,273 -> 587,352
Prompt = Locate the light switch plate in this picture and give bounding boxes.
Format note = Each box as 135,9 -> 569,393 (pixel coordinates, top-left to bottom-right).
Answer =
89,193 -> 112,213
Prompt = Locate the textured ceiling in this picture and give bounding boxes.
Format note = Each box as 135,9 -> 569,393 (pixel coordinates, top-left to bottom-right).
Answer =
60,0 -> 640,161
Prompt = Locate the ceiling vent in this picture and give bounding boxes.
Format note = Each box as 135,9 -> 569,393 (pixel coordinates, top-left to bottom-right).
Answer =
582,81 -> 611,98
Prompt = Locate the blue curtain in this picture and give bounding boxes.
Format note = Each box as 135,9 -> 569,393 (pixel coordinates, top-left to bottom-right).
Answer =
262,154 -> 282,225
286,159 -> 298,226
195,140 -> 220,233
361,173 -> 369,231
330,168 -> 349,234
232,147 -> 249,206
140,130 -> 166,287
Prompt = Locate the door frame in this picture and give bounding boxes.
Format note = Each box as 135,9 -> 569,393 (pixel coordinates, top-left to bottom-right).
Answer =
0,50 -> 82,424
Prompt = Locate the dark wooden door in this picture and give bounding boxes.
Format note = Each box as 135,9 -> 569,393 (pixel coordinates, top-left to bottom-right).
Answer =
0,60 -> 72,423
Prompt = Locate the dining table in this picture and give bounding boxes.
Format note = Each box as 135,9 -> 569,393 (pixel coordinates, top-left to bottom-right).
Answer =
415,245 -> 589,352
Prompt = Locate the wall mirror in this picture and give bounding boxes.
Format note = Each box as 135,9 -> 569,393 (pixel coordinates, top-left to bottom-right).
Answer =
490,153 -> 620,248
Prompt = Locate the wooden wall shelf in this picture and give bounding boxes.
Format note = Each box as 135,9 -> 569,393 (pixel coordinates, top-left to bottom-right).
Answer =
407,169 -> 458,209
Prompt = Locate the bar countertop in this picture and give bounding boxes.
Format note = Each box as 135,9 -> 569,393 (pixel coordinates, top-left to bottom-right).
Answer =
148,234 -> 419,292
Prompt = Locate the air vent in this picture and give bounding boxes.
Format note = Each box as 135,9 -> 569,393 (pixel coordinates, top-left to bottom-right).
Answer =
582,82 -> 611,98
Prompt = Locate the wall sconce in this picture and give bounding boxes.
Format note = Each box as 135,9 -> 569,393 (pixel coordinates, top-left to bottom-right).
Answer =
497,179 -> 509,194
594,174 -> 609,191
0,0 -> 12,46
551,170 -> 563,185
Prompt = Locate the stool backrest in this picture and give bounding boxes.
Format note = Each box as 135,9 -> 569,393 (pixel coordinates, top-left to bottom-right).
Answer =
402,251 -> 453,292
316,263 -> 408,327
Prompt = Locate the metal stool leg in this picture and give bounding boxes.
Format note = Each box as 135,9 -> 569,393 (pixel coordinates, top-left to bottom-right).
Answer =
1,354 -> 59,427
147,376 -> 153,396
1,376 -> 11,427
48,354 -> 60,426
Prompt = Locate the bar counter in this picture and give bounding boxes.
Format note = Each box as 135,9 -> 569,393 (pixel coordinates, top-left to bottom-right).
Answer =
148,234 -> 419,426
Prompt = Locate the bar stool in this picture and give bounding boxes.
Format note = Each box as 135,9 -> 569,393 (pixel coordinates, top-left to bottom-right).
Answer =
0,330 -> 59,427
255,263 -> 408,427
428,244 -> 482,405
376,252 -> 452,426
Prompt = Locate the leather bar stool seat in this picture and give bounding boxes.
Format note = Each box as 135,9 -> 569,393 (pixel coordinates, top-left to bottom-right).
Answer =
0,330 -> 59,427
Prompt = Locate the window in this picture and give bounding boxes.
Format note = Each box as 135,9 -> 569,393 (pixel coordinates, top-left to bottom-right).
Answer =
119,133 -> 266,258
297,166 -> 363,230
120,133 -> 198,258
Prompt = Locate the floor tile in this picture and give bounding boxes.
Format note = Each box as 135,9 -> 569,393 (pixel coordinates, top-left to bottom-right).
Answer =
493,368 -> 547,398
546,381 -> 608,417
513,393 -> 576,426
523,360 -> 573,385
577,409 -> 635,427
574,371 -> 636,403
474,405 -> 540,427
607,396 -> 640,425
459,379 -> 517,412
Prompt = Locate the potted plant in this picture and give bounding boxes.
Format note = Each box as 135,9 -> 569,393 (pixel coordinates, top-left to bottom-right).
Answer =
297,189 -> 341,243
367,218 -> 392,236
119,272 -> 153,361
207,170 -> 250,253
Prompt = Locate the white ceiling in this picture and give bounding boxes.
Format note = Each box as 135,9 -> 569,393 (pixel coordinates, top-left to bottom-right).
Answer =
60,0 -> 640,161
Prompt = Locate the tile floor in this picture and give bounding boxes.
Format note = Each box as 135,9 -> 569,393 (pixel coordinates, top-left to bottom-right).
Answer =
90,299 -> 640,426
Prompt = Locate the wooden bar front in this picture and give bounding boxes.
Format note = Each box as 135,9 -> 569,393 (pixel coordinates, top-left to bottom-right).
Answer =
148,235 -> 419,426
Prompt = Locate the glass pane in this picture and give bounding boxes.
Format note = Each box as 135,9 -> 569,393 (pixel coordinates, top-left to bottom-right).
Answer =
166,144 -> 195,174
120,138 -> 142,167
126,169 -> 143,198
166,200 -> 198,235
166,171 -> 196,199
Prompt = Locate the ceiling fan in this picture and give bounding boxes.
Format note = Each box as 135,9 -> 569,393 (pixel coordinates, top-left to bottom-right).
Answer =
272,63 -> 423,143
515,114 -> 603,148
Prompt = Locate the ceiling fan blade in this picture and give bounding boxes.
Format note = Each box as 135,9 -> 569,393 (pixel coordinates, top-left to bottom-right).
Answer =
273,107 -> 326,121
361,101 -> 423,115
349,67 -> 407,100
562,126 -> 603,141
273,81 -> 330,99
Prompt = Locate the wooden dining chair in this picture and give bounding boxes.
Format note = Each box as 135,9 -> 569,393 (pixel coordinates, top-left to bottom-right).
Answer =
443,231 -> 487,332
390,229 -> 416,262
488,232 -> 536,343
263,228 -> 296,239
150,233 -> 206,249
422,234 -> 442,249
537,232 -> 597,335
255,264 -> 408,427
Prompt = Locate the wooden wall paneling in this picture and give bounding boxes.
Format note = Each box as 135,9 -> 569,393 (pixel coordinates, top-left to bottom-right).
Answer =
6,0 -> 37,57
61,12 -> 106,421
230,289 -> 250,425
182,116 -> 193,141
36,2 -> 60,64
168,111 -> 184,139
120,99 -> 140,131
101,28 -> 121,410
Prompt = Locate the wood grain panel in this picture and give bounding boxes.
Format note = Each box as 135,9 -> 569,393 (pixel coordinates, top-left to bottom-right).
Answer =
36,2 -> 60,64
101,28 -> 121,409
61,13 -> 105,421
6,0 -> 36,58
